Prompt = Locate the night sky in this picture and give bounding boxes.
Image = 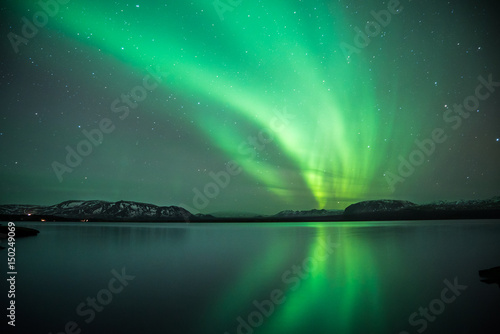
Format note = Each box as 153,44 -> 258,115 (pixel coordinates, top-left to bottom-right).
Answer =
1,0 -> 499,214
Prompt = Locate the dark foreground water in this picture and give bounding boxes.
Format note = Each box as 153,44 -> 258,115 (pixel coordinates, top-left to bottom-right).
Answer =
1,220 -> 499,334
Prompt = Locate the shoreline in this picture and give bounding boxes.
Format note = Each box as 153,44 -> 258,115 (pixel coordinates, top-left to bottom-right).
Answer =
1,209 -> 499,223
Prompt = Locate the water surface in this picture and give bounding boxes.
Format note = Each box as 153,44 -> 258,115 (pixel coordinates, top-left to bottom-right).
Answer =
1,220 -> 499,333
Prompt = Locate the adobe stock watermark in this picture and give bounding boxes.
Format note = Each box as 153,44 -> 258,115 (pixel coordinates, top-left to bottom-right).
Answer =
385,74 -> 499,192
7,0 -> 71,54
51,65 -> 169,182
340,0 -> 405,61
213,0 -> 244,21
179,107 -> 295,215
223,233 -> 340,334
48,267 -> 135,334
398,277 -> 467,334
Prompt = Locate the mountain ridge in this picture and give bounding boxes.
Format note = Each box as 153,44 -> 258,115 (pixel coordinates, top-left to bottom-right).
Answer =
0,200 -> 197,221
0,197 -> 499,222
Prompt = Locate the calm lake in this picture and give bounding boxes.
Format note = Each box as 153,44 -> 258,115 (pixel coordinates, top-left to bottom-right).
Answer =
1,220 -> 499,333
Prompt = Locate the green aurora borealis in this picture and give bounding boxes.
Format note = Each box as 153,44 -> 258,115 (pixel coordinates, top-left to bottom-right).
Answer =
1,0 -> 499,213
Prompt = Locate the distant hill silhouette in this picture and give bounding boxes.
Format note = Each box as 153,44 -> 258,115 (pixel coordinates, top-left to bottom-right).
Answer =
0,200 -> 211,222
0,197 -> 499,222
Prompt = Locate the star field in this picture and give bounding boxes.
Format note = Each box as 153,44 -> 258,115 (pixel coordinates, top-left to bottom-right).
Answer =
0,0 -> 499,214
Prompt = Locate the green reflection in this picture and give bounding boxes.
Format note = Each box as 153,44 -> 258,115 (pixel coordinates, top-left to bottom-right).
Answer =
212,225 -> 390,333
